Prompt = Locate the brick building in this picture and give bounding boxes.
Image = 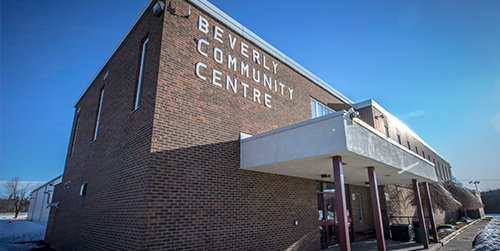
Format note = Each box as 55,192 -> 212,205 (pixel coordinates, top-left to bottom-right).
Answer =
46,0 -> 454,250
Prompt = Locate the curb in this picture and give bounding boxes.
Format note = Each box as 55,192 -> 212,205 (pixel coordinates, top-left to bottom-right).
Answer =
439,218 -> 482,246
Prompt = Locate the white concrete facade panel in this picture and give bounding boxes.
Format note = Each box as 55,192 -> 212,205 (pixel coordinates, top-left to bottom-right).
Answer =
241,112 -> 438,186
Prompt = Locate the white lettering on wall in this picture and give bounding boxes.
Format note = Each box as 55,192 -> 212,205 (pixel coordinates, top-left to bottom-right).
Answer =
226,76 -> 237,93
194,15 -> 298,108
263,55 -> 270,71
212,69 -> 222,87
263,74 -> 272,89
272,61 -> 278,74
196,62 -> 207,80
264,93 -> 272,108
252,50 -> 260,64
228,54 -> 237,71
279,82 -> 285,95
253,88 -> 261,103
241,62 -> 249,78
214,48 -> 223,64
214,26 -> 224,43
197,39 -> 209,57
241,82 -> 249,97
199,16 -> 209,34
241,42 -> 249,58
252,69 -> 260,83
228,34 -> 237,49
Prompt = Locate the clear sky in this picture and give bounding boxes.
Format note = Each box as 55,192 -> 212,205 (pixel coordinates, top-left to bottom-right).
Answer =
2,0 -> 499,191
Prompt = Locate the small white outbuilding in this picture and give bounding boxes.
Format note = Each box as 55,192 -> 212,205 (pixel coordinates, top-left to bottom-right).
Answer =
26,175 -> 62,223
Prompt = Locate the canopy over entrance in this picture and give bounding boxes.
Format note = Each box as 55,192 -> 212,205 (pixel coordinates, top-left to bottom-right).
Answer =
240,111 -> 438,186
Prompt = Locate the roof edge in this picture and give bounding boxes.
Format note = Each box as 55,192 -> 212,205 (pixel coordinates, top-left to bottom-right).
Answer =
74,0 -> 154,107
353,99 -> 450,164
31,174 -> 63,193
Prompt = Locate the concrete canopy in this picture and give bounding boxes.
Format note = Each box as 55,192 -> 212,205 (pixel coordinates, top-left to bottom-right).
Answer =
240,111 -> 438,186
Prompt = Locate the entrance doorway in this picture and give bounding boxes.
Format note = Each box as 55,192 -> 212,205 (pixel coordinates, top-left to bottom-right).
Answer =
317,182 -> 351,249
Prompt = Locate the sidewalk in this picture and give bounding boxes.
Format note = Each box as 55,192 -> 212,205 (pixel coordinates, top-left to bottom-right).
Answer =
325,238 -> 441,251
437,218 -> 492,251
326,218 -> 492,251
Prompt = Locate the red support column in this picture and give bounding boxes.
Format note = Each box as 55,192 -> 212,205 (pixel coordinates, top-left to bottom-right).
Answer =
333,156 -> 351,251
412,179 -> 429,249
423,182 -> 438,243
368,166 -> 386,251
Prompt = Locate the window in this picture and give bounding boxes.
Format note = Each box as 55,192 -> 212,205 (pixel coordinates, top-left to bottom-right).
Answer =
422,151 -> 425,158
397,135 -> 401,145
428,155 -> 431,161
407,141 -> 411,150
311,98 -> 334,118
356,193 -> 364,222
437,161 -> 442,179
80,183 -> 87,196
135,38 -> 149,110
69,115 -> 80,158
93,88 -> 105,141
385,126 -> 389,138
415,146 -> 418,154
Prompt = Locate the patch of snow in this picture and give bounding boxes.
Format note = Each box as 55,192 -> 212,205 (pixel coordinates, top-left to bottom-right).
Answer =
0,213 -> 28,221
472,217 -> 500,251
0,220 -> 47,251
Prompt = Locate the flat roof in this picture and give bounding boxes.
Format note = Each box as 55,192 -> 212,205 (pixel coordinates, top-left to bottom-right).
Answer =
74,0 -> 154,106
353,99 -> 450,164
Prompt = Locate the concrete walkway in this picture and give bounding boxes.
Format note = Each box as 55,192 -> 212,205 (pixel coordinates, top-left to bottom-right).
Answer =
325,239 -> 441,251
437,218 -> 491,251
325,218 -> 491,251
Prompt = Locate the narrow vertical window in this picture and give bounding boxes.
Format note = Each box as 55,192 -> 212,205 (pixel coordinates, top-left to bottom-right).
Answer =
69,115 -> 80,157
415,146 -> 418,154
437,161 -> 442,179
311,99 -> 317,118
385,126 -> 389,138
422,151 -> 425,158
407,141 -> 411,150
80,183 -> 87,196
356,193 -> 364,222
135,38 -> 149,110
397,135 -> 401,145
93,88 -> 105,141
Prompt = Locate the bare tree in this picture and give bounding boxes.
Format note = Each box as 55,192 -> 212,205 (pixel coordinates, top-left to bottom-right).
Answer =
2,177 -> 34,218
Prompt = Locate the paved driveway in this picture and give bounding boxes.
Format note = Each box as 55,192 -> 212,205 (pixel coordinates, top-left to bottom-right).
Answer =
438,218 -> 491,251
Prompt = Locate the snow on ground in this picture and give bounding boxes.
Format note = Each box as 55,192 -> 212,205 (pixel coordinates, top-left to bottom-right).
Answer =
472,216 -> 500,251
1,213 -> 28,220
0,217 -> 47,251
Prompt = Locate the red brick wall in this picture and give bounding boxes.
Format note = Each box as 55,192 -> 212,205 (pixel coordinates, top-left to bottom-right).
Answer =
140,1 -> 350,250
45,1 -> 164,250
47,0 -> 352,250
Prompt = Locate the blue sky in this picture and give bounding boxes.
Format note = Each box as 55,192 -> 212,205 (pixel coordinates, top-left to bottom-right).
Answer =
2,0 -> 499,191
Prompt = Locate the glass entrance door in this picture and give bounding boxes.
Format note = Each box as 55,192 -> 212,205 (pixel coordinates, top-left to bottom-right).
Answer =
318,182 -> 338,249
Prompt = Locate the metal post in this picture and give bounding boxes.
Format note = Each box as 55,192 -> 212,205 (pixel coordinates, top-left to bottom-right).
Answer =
333,156 -> 351,251
368,166 -> 386,251
412,179 -> 429,249
423,182 -> 438,243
